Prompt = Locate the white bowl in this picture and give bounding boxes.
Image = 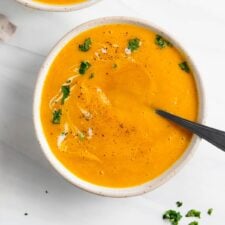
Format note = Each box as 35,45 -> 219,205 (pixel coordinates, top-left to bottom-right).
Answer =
16,0 -> 102,12
33,16 -> 205,197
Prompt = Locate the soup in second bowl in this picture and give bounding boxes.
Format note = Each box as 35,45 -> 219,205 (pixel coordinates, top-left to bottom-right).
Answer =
40,23 -> 198,188
33,0 -> 86,5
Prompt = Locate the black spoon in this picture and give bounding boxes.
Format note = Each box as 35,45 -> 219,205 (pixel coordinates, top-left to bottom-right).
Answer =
156,109 -> 225,151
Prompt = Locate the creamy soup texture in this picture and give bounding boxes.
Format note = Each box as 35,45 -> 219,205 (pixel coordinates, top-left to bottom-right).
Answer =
40,24 -> 198,188
34,0 -> 86,5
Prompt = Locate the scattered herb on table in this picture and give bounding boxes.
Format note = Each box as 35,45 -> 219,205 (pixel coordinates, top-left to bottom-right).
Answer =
155,34 -> 172,48
89,73 -> 95,79
52,109 -> 62,124
79,38 -> 92,52
61,85 -> 70,104
207,208 -> 213,215
176,201 -> 183,208
179,61 -> 190,73
186,209 -> 201,218
163,210 -> 182,225
188,221 -> 198,225
128,38 -> 141,52
79,61 -> 91,75
162,202 -> 213,225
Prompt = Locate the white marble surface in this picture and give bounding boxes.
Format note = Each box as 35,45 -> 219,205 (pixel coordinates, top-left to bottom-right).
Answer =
0,0 -> 225,224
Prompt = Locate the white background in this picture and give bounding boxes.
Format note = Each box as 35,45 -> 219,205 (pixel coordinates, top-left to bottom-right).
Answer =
0,0 -> 225,224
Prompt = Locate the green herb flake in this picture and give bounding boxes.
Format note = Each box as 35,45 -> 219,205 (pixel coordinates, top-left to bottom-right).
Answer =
188,221 -> 198,225
155,34 -> 172,48
61,85 -> 70,104
176,201 -> 183,208
52,109 -> 62,124
207,208 -> 213,215
89,73 -> 95,79
163,210 -> 182,225
128,38 -> 141,52
186,209 -> 201,218
79,61 -> 91,75
112,63 -> 117,68
179,61 -> 190,73
79,38 -> 92,52
78,131 -> 85,141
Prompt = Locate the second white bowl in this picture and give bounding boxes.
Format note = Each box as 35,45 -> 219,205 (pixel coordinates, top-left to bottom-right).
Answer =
16,0 -> 102,12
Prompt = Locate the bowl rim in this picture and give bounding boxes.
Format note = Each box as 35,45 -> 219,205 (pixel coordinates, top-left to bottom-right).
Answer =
33,16 -> 205,197
15,0 -> 102,12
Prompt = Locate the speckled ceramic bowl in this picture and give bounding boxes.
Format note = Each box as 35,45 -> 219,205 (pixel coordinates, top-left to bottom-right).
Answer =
33,17 -> 205,197
16,0 -> 102,12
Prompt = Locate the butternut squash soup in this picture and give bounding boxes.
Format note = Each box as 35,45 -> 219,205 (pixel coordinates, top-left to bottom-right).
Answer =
33,0 -> 86,5
40,24 -> 198,188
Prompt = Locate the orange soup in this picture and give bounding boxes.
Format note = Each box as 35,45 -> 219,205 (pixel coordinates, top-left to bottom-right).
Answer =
40,24 -> 198,188
34,0 -> 86,5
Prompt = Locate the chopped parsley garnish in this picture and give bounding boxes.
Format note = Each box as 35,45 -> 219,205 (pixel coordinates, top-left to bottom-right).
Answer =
179,61 -> 190,73
89,73 -> 95,79
155,34 -> 172,48
188,221 -> 198,225
79,61 -> 91,75
112,63 -> 117,68
78,131 -> 85,141
163,210 -> 182,225
176,201 -> 183,208
79,38 -> 92,52
61,85 -> 70,104
186,209 -> 201,218
207,208 -> 213,215
128,38 -> 141,52
52,109 -> 62,124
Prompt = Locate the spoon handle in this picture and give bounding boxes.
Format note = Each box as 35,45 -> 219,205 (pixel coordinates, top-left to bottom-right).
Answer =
156,109 -> 225,151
